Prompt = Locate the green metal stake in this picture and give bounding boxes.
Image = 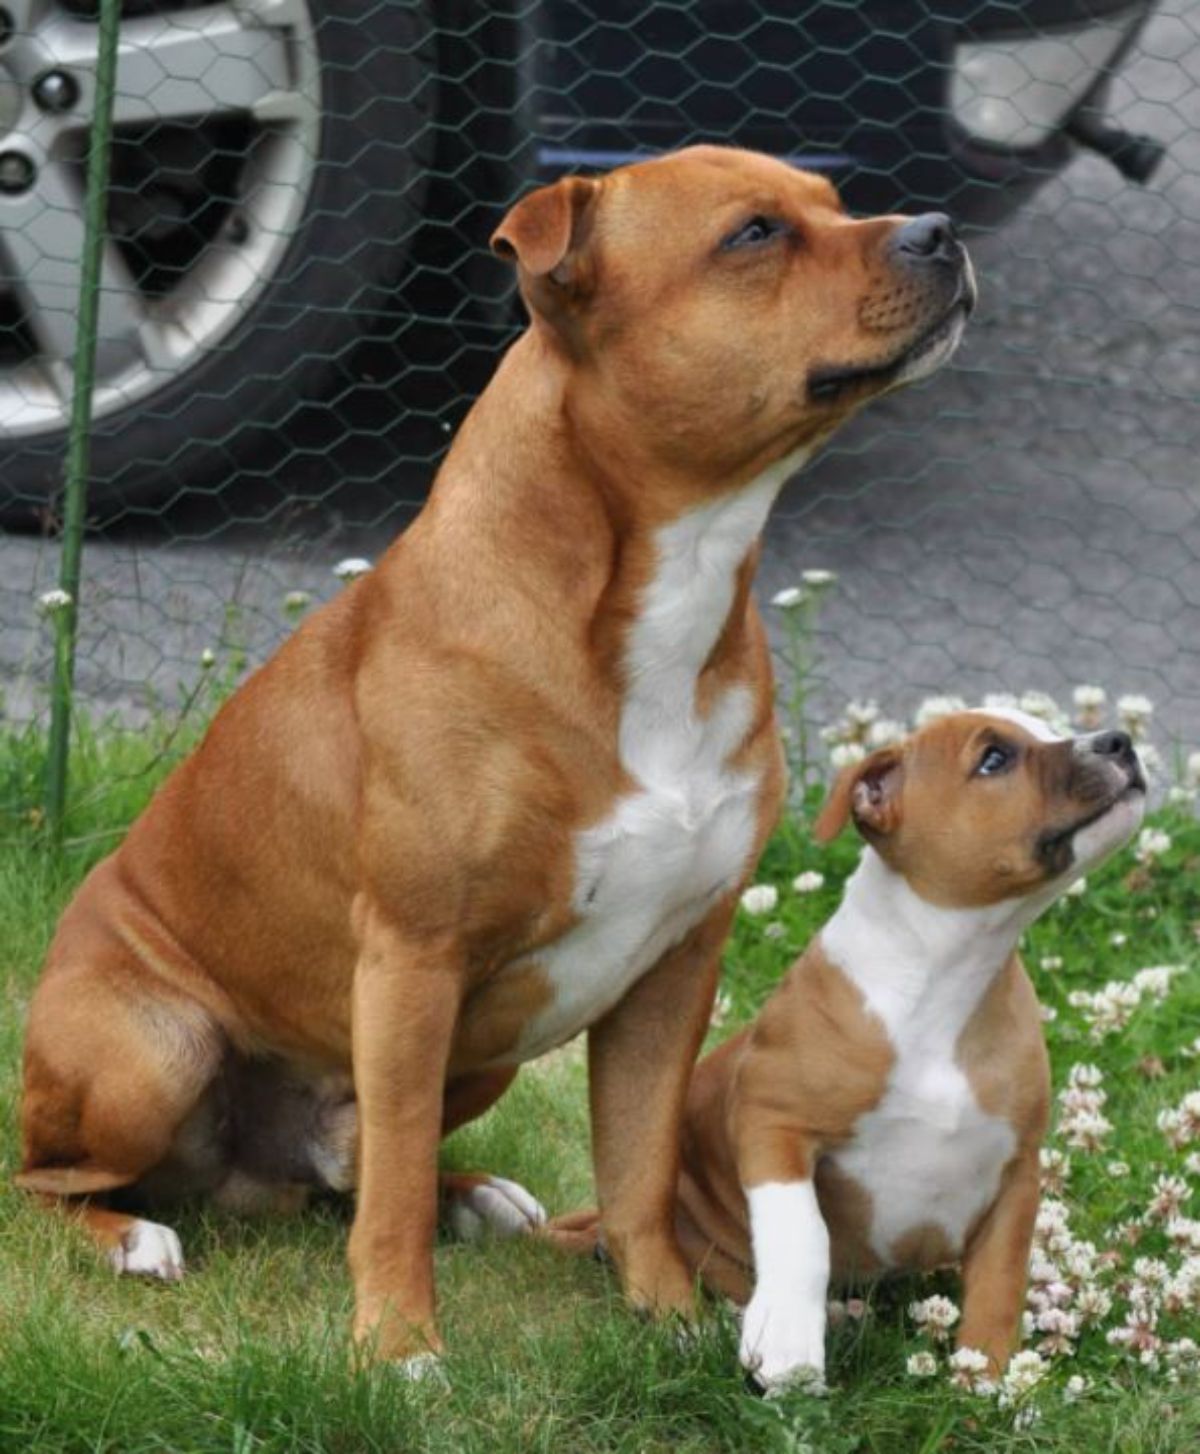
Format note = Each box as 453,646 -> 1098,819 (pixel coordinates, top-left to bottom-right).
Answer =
44,0 -> 122,842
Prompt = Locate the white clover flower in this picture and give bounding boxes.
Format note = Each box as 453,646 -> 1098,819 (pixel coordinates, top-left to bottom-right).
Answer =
1073,684 -> 1107,710
771,586 -> 806,610
981,691 -> 1019,713
1165,1338 -> 1200,1384
1107,1160 -> 1131,1179
905,1351 -> 938,1378
1069,980 -> 1141,1040
1116,693 -> 1154,740
200,648 -> 216,670
999,1349 -> 1049,1406
1166,1218 -> 1200,1254
866,718 -> 907,749
1040,1004 -> 1058,1023
908,1294 -> 960,1343
1063,1373 -> 1089,1403
1075,1284 -> 1113,1325
1020,690 -> 1069,734
1165,1260 -> 1200,1315
1061,1239 -> 1099,1281
1132,1257 -> 1172,1294
1109,931 -> 1128,948
283,589 -> 313,614
1136,827 -> 1172,863
1186,751 -> 1200,791
1035,1306 -> 1079,1357
801,569 -> 837,590
844,699 -> 880,728
37,587 -> 73,617
914,694 -> 967,728
792,870 -> 825,894
1040,955 -> 1063,972
1060,1109 -> 1114,1152
1159,1092 -> 1200,1150
763,921 -> 786,942
947,1346 -> 990,1390
1039,1148 -> 1070,1195
1168,786 -> 1198,807
1065,876 -> 1088,898
830,741 -> 866,770
333,557 -> 372,582
1068,1064 -> 1104,1090
740,884 -> 778,916
1133,965 -> 1181,1001
1186,1153 -> 1200,1177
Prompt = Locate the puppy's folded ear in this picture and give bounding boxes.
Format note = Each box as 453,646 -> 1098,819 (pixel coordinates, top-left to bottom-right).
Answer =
812,746 -> 905,843
490,176 -> 599,287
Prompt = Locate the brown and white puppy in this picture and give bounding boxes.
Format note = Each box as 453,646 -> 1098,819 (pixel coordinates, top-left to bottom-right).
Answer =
16,146 -> 974,1371
555,709 -> 1144,1390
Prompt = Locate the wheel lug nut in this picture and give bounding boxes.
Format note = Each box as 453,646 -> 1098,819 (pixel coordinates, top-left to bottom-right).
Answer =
0,150 -> 34,194
33,70 -> 79,114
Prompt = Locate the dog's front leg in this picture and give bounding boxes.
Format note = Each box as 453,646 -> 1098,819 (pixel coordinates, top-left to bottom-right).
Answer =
347,903 -> 465,1370
735,1127 -> 830,1395
587,900 -> 732,1319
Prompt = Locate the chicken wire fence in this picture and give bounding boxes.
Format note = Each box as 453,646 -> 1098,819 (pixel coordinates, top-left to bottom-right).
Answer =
0,0 -> 1198,836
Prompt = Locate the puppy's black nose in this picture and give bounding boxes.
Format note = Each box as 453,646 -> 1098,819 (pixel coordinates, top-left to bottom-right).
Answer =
892,212 -> 959,263
1090,729 -> 1136,765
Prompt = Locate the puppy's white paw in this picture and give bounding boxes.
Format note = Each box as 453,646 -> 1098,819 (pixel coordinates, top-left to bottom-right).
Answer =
739,1293 -> 827,1396
396,1352 -> 449,1386
446,1175 -> 547,1242
109,1219 -> 185,1283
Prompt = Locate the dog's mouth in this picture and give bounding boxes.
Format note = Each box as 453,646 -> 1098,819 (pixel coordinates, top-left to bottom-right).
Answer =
808,288 -> 975,405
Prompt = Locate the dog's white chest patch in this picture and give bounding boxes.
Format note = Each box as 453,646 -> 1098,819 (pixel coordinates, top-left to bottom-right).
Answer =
830,1051 -> 1016,1267
509,473 -> 786,1063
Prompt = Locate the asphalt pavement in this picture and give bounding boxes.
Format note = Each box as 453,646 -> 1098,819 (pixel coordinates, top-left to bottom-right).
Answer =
2,0 -> 1198,761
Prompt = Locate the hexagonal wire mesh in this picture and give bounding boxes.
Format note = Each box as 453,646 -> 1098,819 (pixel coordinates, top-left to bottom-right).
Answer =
0,0 -> 1197,836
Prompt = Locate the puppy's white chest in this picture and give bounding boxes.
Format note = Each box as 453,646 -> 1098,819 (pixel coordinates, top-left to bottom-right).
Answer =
830,1051 -> 1016,1267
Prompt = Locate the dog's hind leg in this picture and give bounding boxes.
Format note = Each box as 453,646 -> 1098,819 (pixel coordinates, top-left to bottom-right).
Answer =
16,956 -> 225,1280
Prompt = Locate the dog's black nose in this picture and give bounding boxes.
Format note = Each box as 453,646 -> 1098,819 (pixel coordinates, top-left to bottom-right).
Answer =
892,213 -> 959,263
1090,729 -> 1136,765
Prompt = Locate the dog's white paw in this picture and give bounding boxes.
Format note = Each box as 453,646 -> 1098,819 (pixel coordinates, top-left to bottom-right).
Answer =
109,1219 -> 185,1282
739,1293 -> 827,1396
445,1175 -> 547,1242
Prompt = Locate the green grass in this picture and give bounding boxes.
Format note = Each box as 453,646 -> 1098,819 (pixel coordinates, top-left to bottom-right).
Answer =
2,715 -> 1200,1453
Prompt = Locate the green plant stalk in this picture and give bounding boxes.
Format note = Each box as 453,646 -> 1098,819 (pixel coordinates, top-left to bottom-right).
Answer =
43,0 -> 123,842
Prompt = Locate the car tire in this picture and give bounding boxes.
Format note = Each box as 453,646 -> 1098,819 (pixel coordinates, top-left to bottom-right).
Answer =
0,0 -> 435,527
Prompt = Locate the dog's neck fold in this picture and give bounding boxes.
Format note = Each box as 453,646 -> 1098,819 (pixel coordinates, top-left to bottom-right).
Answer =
820,847 -> 1053,1044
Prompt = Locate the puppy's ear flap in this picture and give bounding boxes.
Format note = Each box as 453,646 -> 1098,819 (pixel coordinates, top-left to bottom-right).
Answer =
812,746 -> 905,844
490,176 -> 599,287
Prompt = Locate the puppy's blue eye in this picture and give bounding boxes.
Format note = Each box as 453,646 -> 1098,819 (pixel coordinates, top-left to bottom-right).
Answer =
977,745 -> 1011,777
722,215 -> 788,250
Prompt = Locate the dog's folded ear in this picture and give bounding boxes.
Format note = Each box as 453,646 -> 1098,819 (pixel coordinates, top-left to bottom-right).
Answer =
490,176 -> 600,295
812,746 -> 905,844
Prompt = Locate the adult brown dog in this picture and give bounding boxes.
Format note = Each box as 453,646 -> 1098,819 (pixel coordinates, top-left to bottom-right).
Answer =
16,146 -> 974,1371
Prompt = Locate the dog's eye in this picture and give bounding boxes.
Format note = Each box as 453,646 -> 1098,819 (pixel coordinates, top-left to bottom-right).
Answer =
722,215 -> 789,251
976,745 -> 1012,777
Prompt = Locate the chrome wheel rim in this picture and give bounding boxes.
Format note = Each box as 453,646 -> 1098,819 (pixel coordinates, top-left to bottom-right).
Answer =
0,0 -> 321,437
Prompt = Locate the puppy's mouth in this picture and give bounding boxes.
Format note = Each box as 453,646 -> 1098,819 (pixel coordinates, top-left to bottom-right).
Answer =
807,291 -> 974,405
1036,777 -> 1147,867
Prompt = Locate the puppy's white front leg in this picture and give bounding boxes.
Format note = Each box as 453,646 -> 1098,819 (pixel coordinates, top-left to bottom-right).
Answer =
739,1180 -> 830,1395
